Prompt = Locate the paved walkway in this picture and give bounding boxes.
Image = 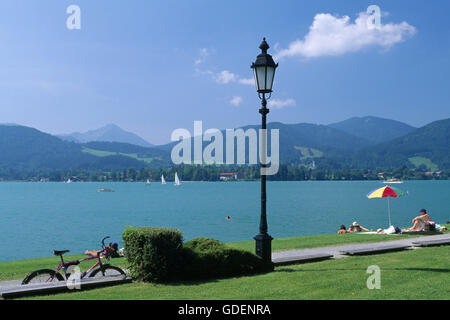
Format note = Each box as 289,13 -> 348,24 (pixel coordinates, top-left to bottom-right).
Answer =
272,233 -> 450,260
0,280 -> 21,289
0,276 -> 131,299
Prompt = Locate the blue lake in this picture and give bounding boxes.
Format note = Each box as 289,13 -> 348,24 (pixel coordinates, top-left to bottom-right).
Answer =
0,181 -> 449,262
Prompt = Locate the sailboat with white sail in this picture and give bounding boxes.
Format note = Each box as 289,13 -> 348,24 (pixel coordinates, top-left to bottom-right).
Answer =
174,172 -> 181,186
146,179 -> 151,186
161,174 -> 166,185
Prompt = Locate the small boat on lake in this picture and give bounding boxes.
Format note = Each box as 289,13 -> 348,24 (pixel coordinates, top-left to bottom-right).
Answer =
161,175 -> 166,185
174,172 -> 181,186
97,188 -> 114,192
383,179 -> 403,184
146,179 -> 151,186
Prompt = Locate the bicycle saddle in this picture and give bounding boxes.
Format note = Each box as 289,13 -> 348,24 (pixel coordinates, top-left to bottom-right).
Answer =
53,250 -> 70,256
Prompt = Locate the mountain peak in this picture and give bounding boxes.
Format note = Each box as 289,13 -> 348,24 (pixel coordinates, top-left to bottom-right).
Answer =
58,124 -> 153,147
103,123 -> 121,129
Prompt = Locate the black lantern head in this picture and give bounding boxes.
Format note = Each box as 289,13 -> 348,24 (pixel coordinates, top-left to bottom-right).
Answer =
251,37 -> 278,94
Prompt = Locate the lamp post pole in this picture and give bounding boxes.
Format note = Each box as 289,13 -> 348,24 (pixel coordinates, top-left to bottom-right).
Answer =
250,37 -> 278,267
254,93 -> 273,265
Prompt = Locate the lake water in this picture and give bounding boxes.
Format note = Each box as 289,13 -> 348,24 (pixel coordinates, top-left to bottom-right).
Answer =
0,181 -> 449,262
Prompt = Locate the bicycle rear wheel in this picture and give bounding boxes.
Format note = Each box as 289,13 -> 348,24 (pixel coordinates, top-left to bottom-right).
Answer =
89,265 -> 125,279
22,269 -> 64,285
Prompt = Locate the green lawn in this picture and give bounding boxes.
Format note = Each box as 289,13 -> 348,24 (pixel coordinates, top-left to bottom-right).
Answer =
82,147 -> 157,164
21,246 -> 450,300
408,156 -> 439,171
294,146 -> 324,159
1,226 -> 447,282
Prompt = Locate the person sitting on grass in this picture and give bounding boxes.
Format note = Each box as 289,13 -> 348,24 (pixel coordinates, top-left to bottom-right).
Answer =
409,209 -> 432,231
347,221 -> 369,233
337,225 -> 348,234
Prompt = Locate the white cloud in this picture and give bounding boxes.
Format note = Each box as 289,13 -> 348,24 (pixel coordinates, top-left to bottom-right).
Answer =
268,98 -> 296,109
194,48 -> 212,65
238,78 -> 254,85
214,70 -> 238,84
276,11 -> 416,59
193,47 -> 254,85
230,96 -> 243,107
212,70 -> 254,86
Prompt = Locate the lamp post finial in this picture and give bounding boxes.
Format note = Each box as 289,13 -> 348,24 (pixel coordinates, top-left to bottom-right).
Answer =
259,37 -> 269,53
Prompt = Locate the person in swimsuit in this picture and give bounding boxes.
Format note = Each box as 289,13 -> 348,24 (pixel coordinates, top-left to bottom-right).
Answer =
337,225 -> 348,234
409,209 -> 431,231
85,242 -> 119,258
347,221 -> 369,233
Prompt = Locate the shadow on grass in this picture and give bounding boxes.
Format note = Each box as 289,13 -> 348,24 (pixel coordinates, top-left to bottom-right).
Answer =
130,269 -> 275,288
400,231 -> 446,236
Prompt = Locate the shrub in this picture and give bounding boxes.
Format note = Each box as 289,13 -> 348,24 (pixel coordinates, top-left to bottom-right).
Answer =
182,237 -> 267,280
184,237 -> 223,251
122,230 -> 269,283
122,226 -> 183,282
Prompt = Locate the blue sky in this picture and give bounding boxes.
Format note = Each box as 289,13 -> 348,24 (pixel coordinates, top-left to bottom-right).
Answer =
0,0 -> 449,144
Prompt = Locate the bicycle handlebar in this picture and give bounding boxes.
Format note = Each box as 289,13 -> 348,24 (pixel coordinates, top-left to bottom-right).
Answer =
101,236 -> 110,248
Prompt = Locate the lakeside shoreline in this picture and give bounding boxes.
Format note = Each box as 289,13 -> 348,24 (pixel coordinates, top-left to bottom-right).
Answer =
0,179 -> 449,183
1,225 -> 448,265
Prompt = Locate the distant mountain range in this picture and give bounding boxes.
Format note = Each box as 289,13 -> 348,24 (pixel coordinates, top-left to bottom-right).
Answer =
0,116 -> 449,175
58,124 -> 153,147
0,125 -> 149,172
329,116 -> 417,144
352,118 -> 450,170
227,122 -> 371,164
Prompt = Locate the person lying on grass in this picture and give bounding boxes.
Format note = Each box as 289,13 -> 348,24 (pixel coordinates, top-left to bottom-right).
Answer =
85,242 -> 120,258
337,225 -> 348,234
347,221 -> 369,233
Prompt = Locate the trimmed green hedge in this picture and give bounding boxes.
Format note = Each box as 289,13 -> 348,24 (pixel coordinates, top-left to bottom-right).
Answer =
182,237 -> 267,280
122,226 -> 183,282
123,229 -> 268,283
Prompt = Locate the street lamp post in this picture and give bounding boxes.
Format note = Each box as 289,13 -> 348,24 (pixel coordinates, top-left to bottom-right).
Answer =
251,38 -> 278,265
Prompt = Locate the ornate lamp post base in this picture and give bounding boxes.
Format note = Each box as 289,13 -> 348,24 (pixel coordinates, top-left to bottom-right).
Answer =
254,233 -> 273,267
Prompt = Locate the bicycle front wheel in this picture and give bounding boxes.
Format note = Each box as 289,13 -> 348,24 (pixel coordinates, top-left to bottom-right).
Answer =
22,269 -> 64,285
89,265 -> 125,279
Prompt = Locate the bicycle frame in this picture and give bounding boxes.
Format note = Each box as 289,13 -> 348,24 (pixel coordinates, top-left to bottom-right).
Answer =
53,253 -> 106,281
46,239 -> 110,282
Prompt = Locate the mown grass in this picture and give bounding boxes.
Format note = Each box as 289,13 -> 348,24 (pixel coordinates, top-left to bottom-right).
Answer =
21,246 -> 450,300
1,226 -> 447,282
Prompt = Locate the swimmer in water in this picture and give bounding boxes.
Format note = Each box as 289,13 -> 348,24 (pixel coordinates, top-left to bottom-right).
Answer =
225,216 -> 231,220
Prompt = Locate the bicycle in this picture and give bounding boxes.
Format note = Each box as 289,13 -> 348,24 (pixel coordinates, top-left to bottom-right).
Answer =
22,236 -> 125,285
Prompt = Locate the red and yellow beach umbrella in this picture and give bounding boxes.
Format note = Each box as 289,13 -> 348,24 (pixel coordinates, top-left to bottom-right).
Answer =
367,186 -> 408,226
